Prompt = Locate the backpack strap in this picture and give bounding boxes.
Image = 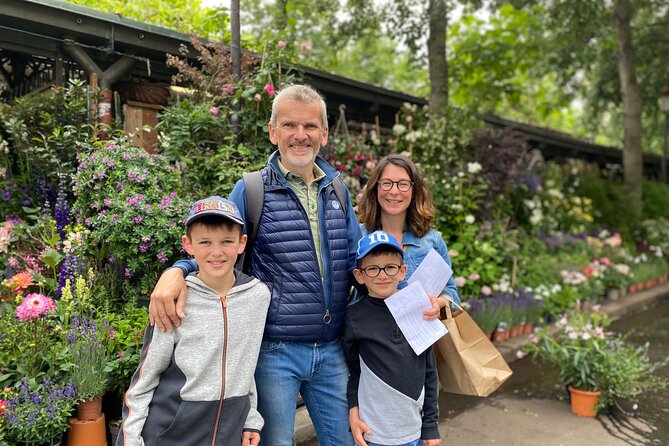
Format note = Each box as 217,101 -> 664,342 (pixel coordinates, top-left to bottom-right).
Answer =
332,177 -> 348,217
236,170 -> 264,273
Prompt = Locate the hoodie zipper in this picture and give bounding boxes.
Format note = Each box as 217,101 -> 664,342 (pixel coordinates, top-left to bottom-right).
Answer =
211,294 -> 228,446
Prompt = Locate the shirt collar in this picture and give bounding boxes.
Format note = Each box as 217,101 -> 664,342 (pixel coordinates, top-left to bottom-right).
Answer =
277,157 -> 326,183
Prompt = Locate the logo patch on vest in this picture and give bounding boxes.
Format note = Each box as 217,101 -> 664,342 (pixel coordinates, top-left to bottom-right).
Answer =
332,200 -> 340,210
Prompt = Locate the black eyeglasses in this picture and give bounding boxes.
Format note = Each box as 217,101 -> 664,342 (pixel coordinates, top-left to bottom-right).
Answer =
358,264 -> 402,278
378,179 -> 413,192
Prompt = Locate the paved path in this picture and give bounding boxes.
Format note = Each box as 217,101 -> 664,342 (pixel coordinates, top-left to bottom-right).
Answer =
295,282 -> 669,446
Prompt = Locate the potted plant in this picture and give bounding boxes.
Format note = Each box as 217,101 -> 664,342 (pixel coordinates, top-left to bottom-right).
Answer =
67,314 -> 112,421
525,310 -> 667,417
602,264 -> 630,300
2,378 -> 76,445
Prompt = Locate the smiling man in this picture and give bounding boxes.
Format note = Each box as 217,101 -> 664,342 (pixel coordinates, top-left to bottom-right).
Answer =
148,84 -> 361,445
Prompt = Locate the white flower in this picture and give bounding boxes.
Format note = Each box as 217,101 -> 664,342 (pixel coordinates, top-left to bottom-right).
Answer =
467,162 -> 482,174
581,332 -> 591,340
464,215 -> 475,224
392,124 -> 407,136
529,209 -> 543,225
448,249 -> 459,258
457,171 -> 465,178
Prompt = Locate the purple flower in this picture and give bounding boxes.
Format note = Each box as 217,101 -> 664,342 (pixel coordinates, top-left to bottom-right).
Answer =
157,252 -> 167,263
134,216 -> 144,224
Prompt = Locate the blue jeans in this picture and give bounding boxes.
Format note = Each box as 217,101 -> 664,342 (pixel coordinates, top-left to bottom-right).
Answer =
367,439 -> 422,446
255,339 -> 354,446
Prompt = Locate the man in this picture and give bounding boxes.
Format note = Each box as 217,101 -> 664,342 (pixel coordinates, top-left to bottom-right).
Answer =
149,84 -> 360,445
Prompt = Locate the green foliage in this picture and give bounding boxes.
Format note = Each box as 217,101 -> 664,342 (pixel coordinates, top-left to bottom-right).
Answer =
105,303 -> 149,399
66,0 -> 230,41
157,100 -> 264,196
638,217 -> 669,257
575,171 -> 637,240
642,179 -> 669,219
71,139 -> 190,302
0,81 -> 94,219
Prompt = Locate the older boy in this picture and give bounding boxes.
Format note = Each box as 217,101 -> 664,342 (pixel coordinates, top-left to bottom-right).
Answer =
117,196 -> 270,446
344,230 -> 441,446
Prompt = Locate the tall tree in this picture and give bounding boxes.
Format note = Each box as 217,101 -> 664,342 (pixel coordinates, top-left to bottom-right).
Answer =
615,0 -> 643,203
428,0 -> 449,116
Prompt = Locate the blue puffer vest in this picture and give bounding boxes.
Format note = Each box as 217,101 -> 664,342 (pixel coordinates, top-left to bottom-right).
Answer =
249,155 -> 352,343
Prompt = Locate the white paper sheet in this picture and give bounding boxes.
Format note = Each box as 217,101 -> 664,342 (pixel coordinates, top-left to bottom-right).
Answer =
407,248 -> 453,297
384,281 -> 448,355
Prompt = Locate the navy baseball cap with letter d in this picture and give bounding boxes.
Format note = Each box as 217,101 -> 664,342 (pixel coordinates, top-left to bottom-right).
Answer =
356,230 -> 404,260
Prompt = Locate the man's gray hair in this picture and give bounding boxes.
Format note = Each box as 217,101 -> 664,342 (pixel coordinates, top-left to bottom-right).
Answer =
270,84 -> 328,130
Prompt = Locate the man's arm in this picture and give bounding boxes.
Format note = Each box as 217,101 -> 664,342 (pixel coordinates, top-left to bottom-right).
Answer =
148,260 -> 197,332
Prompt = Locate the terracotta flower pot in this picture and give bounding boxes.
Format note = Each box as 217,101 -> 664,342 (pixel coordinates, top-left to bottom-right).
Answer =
509,325 -> 522,338
568,386 -> 601,417
67,413 -> 107,446
522,322 -> 533,335
77,397 -> 103,421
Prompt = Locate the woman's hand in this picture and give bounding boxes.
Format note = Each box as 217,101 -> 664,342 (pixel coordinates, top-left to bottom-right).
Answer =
149,268 -> 188,332
423,439 -> 441,446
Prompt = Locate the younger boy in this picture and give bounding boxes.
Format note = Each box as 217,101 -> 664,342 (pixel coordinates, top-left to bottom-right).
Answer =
343,230 -> 440,446
117,196 -> 271,446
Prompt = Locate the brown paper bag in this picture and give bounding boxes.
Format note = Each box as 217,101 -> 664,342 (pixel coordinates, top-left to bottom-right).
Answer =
434,300 -> 513,397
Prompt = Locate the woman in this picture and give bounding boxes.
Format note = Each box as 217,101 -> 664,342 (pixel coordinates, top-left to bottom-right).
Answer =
358,154 -> 460,309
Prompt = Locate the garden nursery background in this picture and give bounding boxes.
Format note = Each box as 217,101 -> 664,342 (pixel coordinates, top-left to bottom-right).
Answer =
2,1 -> 669,445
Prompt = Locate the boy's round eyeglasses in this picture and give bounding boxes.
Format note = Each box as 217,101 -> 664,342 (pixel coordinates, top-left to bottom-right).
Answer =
378,179 -> 413,192
358,264 -> 402,278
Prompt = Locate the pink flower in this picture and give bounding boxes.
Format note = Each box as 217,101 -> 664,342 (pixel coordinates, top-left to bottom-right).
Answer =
15,293 -> 56,321
300,41 -> 312,53
405,115 -> 413,123
278,40 -> 286,49
480,285 -> 492,296
209,106 -> 220,116
454,276 -> 467,287
254,94 -> 262,102
264,84 -> 276,97
225,84 -> 235,95
468,273 -> 480,281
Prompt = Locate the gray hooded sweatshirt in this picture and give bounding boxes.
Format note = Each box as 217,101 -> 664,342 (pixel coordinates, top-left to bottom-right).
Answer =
117,271 -> 270,446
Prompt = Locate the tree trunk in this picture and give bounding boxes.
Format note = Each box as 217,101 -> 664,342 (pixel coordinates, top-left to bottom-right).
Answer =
428,0 -> 448,118
615,0 -> 643,206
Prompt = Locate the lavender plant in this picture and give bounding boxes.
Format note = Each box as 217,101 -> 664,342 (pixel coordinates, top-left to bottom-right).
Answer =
3,378 -> 76,444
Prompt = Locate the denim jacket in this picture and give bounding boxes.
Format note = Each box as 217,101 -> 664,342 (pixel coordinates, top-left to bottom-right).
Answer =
360,225 -> 460,305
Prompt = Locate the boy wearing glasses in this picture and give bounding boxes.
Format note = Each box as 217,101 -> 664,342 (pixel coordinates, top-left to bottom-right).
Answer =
343,230 -> 440,446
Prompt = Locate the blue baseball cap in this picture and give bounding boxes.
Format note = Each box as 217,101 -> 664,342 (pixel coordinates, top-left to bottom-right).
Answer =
186,196 -> 244,227
356,230 -> 404,260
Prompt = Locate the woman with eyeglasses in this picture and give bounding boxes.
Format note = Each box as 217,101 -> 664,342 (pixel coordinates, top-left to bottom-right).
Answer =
357,153 -> 460,312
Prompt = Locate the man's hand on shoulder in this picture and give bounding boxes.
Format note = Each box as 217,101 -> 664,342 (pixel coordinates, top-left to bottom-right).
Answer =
149,268 -> 188,332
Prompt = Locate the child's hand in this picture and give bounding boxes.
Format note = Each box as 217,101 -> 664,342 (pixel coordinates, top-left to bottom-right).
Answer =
349,407 -> 371,446
423,439 -> 441,446
423,295 -> 442,320
241,431 -> 260,446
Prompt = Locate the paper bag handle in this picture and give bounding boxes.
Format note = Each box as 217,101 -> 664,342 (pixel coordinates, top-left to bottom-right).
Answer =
443,295 -> 464,320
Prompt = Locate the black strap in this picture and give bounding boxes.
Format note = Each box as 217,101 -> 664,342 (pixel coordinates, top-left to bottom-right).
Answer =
332,177 -> 348,218
236,170 -> 264,273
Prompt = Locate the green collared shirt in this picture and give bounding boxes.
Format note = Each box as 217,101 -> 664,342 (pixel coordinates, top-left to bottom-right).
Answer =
277,158 -> 326,276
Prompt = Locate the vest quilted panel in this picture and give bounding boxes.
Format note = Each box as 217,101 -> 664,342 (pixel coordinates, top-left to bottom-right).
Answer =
250,166 -> 352,342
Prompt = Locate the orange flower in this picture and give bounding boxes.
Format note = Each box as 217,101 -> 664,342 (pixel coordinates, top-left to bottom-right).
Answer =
4,270 -> 34,291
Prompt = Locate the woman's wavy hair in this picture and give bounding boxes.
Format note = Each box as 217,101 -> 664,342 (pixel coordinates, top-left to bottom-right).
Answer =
358,154 -> 435,237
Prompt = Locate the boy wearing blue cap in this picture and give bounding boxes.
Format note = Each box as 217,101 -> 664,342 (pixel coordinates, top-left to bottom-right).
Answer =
343,230 -> 440,446
117,196 -> 271,446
